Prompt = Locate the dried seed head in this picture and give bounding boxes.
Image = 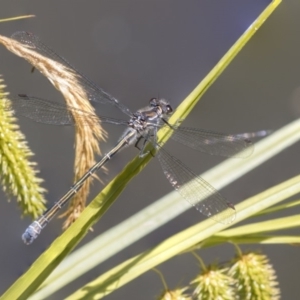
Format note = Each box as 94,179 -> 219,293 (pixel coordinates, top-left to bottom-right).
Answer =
0,33 -> 107,226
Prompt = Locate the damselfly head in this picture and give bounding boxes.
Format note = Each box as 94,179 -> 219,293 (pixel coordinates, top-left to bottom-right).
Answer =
149,98 -> 173,115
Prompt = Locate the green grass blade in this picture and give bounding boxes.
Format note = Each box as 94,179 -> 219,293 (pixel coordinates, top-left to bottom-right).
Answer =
30,115 -> 300,300
202,235 -> 300,248
0,15 -> 35,23
65,172 -> 300,300
1,151 -> 152,300
254,199 -> 300,216
216,214 -> 300,237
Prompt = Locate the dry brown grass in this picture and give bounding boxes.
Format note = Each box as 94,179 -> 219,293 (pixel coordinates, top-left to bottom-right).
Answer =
0,33 -> 107,228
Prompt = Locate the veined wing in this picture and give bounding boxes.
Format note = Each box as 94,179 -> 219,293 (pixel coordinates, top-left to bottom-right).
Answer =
171,126 -> 269,158
157,147 -> 236,224
11,31 -> 133,117
4,94 -> 128,127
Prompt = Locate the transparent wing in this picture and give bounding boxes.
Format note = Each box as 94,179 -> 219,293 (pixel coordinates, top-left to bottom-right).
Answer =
157,147 -> 236,224
11,31 -> 133,117
171,126 -> 269,158
4,95 -> 128,126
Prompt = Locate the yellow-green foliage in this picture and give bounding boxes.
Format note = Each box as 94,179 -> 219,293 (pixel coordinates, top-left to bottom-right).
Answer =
0,76 -> 46,218
229,252 -> 280,300
191,265 -> 235,300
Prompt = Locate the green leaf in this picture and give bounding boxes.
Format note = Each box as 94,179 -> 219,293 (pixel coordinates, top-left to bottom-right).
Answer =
30,114 -> 300,300
203,235 -> 300,247
61,172 -> 300,300
254,199 -> 300,216
0,15 -> 35,23
216,215 -> 300,237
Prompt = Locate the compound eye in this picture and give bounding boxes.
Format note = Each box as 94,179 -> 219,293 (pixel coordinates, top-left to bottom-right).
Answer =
166,105 -> 173,113
149,98 -> 157,106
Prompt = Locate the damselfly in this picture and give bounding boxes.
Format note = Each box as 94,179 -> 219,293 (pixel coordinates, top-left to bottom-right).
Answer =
6,32 -> 268,244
